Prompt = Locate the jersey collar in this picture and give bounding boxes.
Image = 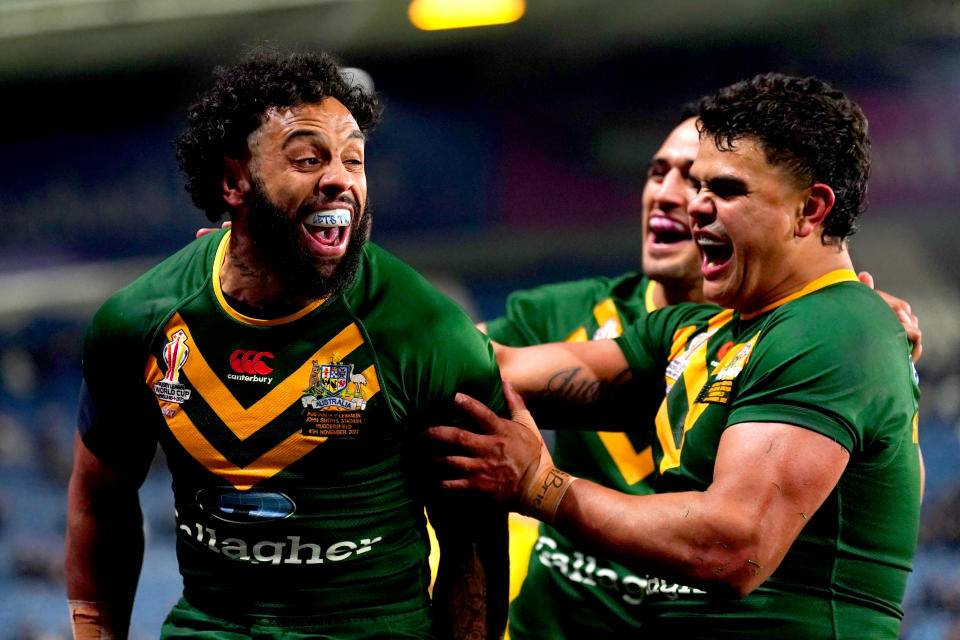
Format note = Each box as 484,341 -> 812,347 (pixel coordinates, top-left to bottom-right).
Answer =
212,230 -> 327,326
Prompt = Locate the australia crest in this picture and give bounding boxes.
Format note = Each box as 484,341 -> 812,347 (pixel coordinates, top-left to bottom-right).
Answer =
301,357 -> 367,411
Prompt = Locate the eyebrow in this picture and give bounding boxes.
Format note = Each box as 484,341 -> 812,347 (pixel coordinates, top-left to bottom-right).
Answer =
704,175 -> 748,193
281,129 -> 366,149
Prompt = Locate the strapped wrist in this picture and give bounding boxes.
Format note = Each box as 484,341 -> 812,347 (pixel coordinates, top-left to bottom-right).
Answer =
521,465 -> 577,525
68,600 -> 118,640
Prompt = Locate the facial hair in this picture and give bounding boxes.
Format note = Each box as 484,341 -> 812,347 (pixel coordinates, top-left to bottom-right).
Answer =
244,178 -> 371,301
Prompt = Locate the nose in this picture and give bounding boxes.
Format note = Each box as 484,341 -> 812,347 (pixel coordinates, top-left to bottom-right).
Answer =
654,168 -> 690,212
316,159 -> 354,200
687,191 -> 714,229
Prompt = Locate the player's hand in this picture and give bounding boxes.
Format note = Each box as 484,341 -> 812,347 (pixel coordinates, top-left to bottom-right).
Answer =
426,382 -> 574,523
858,271 -> 922,362
196,220 -> 232,238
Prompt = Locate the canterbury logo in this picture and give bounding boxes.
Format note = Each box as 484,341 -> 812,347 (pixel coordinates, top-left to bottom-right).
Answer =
230,349 -> 275,375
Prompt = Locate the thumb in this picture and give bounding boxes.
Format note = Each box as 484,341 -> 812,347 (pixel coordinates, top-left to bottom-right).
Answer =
857,271 -> 875,289
503,380 -> 536,429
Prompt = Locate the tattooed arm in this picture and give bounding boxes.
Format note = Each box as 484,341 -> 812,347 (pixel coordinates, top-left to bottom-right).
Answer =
493,339 -> 648,430
495,339 -> 632,402
427,496 -> 508,639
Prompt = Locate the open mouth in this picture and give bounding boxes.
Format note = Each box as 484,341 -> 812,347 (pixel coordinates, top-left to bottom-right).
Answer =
648,215 -> 692,247
697,235 -> 733,272
302,209 -> 351,254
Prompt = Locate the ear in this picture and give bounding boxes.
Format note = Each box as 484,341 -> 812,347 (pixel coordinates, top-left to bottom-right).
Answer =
795,183 -> 835,238
222,157 -> 252,209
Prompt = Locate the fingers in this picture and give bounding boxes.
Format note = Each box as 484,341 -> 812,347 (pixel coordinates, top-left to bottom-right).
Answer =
195,221 -> 233,239
425,424 -> 488,451
857,271 -> 875,289
453,393 -> 503,435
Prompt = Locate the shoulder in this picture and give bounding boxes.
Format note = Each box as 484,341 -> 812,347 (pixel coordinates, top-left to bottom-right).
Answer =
87,233 -> 219,349
759,281 -> 906,361
347,243 -> 484,344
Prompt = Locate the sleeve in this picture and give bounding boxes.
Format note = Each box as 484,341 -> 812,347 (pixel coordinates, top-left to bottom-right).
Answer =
419,306 -> 507,427
484,278 -> 606,347
726,292 -> 918,456
78,298 -> 160,468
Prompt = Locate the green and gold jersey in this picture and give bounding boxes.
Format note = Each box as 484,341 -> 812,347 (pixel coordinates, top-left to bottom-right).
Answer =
486,272 -> 660,638
80,230 -> 505,625
615,270 -> 921,639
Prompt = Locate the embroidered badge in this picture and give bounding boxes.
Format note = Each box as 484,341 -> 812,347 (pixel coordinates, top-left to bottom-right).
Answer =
154,329 -> 193,404
714,343 -> 752,381
301,357 -> 367,436
664,328 -> 717,394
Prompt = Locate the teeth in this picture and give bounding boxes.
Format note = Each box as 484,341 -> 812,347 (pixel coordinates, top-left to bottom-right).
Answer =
305,209 -> 351,228
696,237 -> 726,246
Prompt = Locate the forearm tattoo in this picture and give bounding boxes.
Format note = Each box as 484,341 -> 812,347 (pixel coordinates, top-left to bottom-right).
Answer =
540,366 -> 633,405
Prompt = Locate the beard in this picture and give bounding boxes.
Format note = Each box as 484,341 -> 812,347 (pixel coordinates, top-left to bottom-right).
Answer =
245,178 -> 371,301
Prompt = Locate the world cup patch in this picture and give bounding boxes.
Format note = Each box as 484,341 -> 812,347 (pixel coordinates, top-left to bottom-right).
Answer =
154,329 -> 193,404
300,357 -> 367,436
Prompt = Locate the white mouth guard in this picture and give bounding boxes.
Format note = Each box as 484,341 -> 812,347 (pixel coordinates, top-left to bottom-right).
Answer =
305,210 -> 351,227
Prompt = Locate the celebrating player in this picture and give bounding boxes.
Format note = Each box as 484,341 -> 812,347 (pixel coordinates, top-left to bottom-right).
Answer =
432,73 -> 922,638
66,47 -> 507,640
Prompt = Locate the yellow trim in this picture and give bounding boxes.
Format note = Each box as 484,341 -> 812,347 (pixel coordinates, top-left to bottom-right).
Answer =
741,269 -> 859,320
912,411 -> 919,445
657,308 -> 736,473
592,298 -> 623,336
211,231 -> 327,326
644,278 -> 659,313
145,316 -> 378,490
595,435 -> 653,485
564,326 -> 588,342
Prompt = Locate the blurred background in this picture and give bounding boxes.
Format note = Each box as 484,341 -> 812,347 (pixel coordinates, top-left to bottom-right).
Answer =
0,0 -> 958,638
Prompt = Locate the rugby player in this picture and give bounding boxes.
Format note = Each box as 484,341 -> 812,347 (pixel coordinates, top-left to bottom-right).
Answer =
431,73 -> 923,638
66,47 -> 508,640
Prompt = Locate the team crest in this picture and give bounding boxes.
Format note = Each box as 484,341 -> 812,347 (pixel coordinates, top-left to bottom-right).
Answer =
301,357 -> 368,437
154,329 -> 193,404
301,357 -> 367,411
714,343 -> 752,381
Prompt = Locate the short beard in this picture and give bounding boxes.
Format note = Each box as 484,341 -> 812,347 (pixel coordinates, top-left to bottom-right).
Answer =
245,179 -> 371,301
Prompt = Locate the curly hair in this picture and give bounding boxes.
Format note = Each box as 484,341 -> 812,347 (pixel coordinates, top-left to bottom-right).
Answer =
697,73 -> 870,244
176,46 -> 383,221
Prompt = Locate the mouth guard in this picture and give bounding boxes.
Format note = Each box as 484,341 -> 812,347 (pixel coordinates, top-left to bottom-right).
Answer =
306,211 -> 351,227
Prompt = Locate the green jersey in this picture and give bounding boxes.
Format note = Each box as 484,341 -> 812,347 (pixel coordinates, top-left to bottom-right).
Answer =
615,270 -> 921,639
79,230 -> 505,631
487,272 -> 661,638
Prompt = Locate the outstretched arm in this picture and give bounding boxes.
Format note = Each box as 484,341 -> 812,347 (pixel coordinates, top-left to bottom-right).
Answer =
65,433 -> 152,639
496,339 -> 632,404
428,384 -> 848,597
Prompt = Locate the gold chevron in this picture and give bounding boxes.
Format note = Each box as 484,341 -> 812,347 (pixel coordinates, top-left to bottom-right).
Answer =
145,314 -> 380,490
563,298 -> 654,486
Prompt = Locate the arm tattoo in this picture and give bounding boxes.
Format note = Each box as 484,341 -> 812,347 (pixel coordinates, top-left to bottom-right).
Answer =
541,366 -> 633,405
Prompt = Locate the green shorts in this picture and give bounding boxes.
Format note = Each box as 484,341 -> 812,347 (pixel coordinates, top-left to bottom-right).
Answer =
160,597 -> 435,640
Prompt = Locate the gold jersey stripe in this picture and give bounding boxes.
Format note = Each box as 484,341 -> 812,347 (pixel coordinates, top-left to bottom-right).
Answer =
564,326 -> 588,342
163,407 -> 328,491
212,231 -> 326,326
644,279 -> 658,313
592,298 -> 623,336
145,315 -> 368,440
595,434 -> 653,485
657,308 -> 735,474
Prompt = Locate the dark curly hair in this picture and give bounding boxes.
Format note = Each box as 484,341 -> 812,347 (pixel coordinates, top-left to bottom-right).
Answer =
176,46 -> 383,221
697,73 -> 870,244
